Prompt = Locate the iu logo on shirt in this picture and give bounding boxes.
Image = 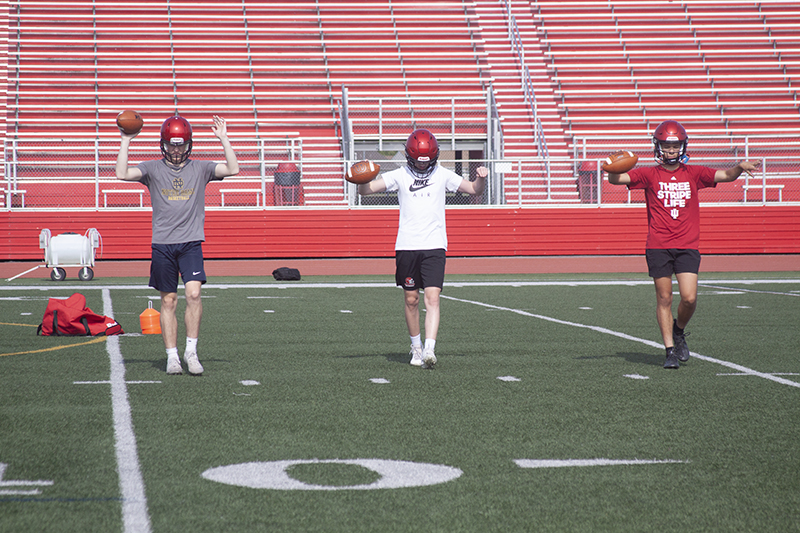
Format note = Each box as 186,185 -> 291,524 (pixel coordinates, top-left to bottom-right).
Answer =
404,277 -> 415,288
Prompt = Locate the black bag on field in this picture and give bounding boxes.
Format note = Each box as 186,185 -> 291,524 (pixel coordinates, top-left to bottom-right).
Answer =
272,267 -> 301,281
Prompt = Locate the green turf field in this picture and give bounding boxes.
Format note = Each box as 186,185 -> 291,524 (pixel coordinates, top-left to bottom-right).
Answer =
1,272 -> 799,532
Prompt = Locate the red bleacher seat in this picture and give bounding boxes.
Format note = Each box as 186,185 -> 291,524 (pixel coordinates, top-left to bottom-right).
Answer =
3,0 -> 798,212
535,0 -> 800,158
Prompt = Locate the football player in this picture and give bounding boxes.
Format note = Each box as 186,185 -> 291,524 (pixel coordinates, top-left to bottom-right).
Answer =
116,115 -> 239,375
606,120 -> 758,368
358,129 -> 489,369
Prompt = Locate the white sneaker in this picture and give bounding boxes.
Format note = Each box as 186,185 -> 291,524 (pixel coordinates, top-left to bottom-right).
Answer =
422,348 -> 437,369
409,345 -> 424,366
166,356 -> 183,375
184,351 -> 204,375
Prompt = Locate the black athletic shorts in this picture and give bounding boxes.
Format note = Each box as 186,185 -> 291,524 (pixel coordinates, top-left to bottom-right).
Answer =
645,248 -> 701,278
149,241 -> 207,293
395,249 -> 446,291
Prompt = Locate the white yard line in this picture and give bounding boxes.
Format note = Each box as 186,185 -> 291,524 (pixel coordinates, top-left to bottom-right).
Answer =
3,279 -> 800,292
514,459 -> 687,469
698,283 -> 800,297
441,294 -> 800,390
103,289 -> 152,533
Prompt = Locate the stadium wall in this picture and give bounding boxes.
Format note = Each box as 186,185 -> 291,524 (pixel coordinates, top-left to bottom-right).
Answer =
1,206 -> 799,261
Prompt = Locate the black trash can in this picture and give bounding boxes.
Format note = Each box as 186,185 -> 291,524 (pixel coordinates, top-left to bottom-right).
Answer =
577,161 -> 598,204
273,162 -> 303,206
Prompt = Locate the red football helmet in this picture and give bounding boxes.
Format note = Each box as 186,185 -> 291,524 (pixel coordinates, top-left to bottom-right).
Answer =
405,129 -> 439,178
160,116 -> 193,166
653,120 -> 688,165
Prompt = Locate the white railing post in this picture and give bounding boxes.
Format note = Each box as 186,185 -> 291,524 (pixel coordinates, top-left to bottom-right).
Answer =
11,139 -> 18,209
95,139 -> 100,210
451,98 -> 456,151
378,98 -> 383,151
259,139 -> 266,208
596,160 -> 602,206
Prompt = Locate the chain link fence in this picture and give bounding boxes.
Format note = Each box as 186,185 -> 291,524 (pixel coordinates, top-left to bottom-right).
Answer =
3,139 -> 799,210
345,95 -> 490,150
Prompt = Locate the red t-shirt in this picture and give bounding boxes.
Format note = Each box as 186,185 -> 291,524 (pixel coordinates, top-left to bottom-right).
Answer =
627,164 -> 717,250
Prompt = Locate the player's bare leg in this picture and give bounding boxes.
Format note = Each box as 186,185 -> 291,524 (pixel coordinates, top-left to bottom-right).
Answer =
183,280 -> 204,375
672,272 -> 697,362
653,277 -> 680,368
160,292 -> 179,349
674,272 -> 698,329
403,289 -> 424,366
420,287 -> 441,369
160,291 -> 182,374
653,277 -> 674,347
423,287 -> 441,342
404,289 -> 421,337
184,281 -> 203,338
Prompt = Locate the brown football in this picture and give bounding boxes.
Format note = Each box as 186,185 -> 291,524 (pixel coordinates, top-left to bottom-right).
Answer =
602,150 -> 638,174
116,110 -> 144,135
345,160 -> 381,184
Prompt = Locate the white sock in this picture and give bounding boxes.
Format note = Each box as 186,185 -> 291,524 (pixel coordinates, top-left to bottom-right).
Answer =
166,347 -> 179,359
186,337 -> 198,353
410,334 -> 422,349
424,339 -> 436,352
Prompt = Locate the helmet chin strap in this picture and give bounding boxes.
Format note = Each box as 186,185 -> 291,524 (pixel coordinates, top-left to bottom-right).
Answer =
161,142 -> 192,166
408,163 -> 435,178
654,141 -> 688,166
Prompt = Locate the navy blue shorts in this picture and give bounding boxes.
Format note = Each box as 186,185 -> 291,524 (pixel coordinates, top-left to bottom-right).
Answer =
149,241 -> 206,293
395,249 -> 446,291
645,248 -> 701,278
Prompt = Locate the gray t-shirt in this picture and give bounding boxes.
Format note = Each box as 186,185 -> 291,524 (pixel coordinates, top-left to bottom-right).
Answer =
136,158 -> 220,244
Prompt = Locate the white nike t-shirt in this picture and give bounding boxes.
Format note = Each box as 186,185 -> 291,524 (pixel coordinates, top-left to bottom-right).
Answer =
381,165 -> 464,251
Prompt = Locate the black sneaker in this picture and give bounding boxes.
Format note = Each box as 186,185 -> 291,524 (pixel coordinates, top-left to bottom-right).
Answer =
663,348 -> 680,369
672,320 -> 690,362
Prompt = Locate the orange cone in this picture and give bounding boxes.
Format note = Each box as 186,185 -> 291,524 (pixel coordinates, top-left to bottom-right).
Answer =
139,301 -> 162,334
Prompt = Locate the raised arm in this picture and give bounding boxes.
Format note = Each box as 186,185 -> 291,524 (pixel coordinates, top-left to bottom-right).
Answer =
212,115 -> 239,178
458,165 -> 488,195
115,132 -> 143,181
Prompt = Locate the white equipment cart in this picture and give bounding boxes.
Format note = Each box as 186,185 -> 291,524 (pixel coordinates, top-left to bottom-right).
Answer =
39,228 -> 101,281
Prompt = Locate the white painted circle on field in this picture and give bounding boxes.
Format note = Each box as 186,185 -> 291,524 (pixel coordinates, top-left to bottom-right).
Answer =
201,459 -> 462,490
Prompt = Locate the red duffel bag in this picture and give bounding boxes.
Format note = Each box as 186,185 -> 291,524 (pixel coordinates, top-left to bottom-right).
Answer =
37,293 -> 123,336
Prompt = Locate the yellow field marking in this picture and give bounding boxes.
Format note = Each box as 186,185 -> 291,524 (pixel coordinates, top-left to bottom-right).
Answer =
0,322 -> 39,328
1,336 -> 107,357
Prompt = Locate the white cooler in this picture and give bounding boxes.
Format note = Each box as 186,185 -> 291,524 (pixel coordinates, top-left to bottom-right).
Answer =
39,228 -> 101,281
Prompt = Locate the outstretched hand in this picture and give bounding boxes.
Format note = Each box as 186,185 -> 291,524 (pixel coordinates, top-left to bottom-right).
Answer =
211,115 -> 228,139
739,160 -> 760,178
